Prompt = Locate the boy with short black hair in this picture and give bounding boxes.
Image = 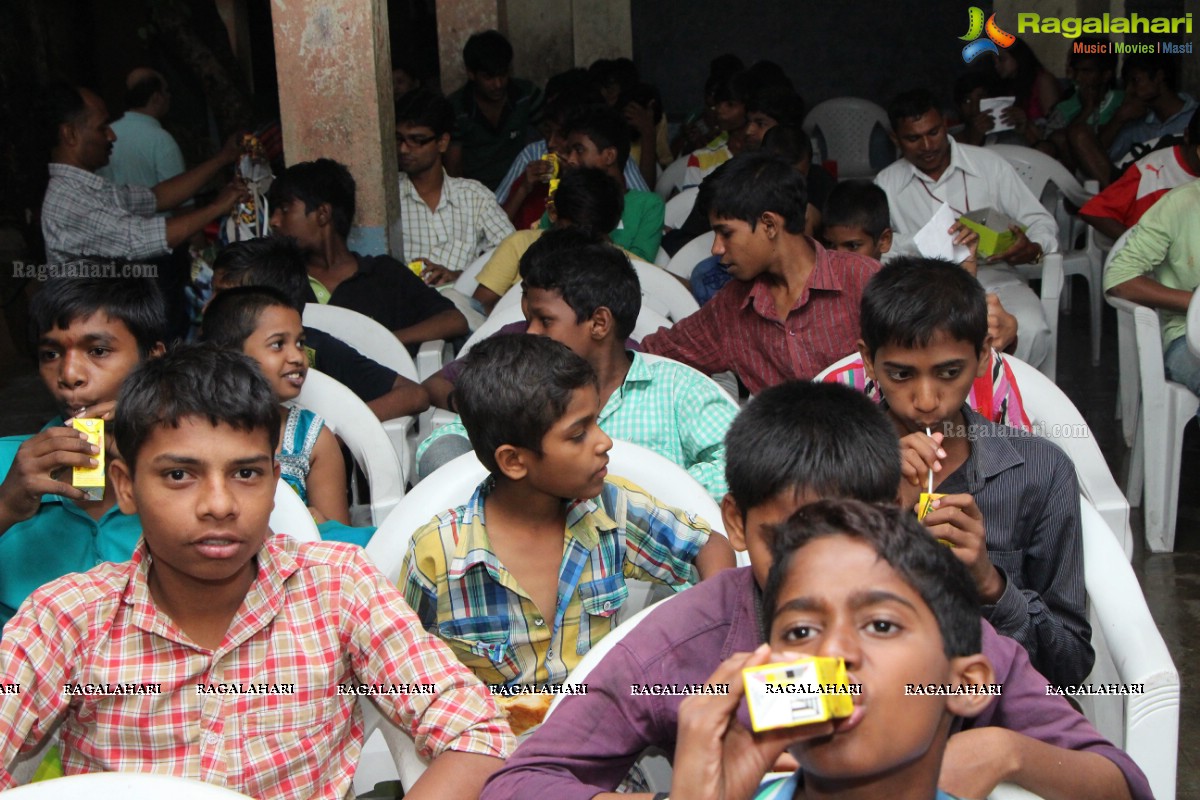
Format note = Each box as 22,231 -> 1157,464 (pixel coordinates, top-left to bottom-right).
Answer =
0,274 -> 166,628
858,256 -> 1092,686
418,238 -> 737,500
401,334 -> 734,689
0,344 -> 514,796
821,179 -> 894,258
481,380 -> 1148,800
673,499 -> 995,800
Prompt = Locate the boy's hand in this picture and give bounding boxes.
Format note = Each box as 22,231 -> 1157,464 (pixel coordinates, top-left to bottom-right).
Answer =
986,294 -> 1018,353
949,222 -> 980,277
940,727 -> 1017,798
420,261 -> 461,286
672,644 -> 831,800
0,427 -> 99,526
524,157 -> 555,186
899,430 -> 946,489
65,400 -> 117,423
989,227 -> 1042,266
919,494 -> 1005,603
623,100 -> 657,138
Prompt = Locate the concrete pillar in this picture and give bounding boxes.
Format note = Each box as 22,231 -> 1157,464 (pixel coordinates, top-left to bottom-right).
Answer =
435,0 -> 501,96
572,0 -> 632,68
271,0 -> 399,256
506,0 -> 574,88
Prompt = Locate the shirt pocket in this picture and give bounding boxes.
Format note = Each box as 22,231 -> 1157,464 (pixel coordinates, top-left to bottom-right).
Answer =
438,615 -> 520,679
576,576 -> 629,655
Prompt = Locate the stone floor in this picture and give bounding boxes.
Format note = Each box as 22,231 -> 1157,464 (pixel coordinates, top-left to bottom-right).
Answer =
0,280 -> 1196,797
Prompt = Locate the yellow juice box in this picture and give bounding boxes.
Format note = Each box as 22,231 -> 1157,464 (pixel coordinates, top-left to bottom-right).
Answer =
407,260 -> 424,277
918,492 -> 954,546
743,656 -> 855,732
72,418 -> 104,501
540,152 -> 560,180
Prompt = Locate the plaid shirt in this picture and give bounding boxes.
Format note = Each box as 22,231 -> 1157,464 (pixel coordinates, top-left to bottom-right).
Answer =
417,351 -> 736,499
821,348 -> 1033,431
400,171 -> 514,272
0,535 -> 513,798
400,476 -> 712,687
41,163 -> 169,264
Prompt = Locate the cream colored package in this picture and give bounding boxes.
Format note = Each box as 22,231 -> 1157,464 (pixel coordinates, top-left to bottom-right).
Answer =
72,418 -> 104,501
743,656 -> 855,732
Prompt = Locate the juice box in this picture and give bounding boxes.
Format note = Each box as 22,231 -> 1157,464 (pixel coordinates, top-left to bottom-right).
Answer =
72,418 -> 104,501
743,656 -> 855,732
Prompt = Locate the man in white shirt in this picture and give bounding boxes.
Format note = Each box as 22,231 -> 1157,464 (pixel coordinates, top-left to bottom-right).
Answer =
875,89 -> 1057,368
97,68 -> 185,191
395,89 -> 514,288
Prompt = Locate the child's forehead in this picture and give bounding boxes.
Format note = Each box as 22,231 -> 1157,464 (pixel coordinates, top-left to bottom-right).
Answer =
877,329 -> 981,360
776,536 -> 922,609
137,415 -> 275,458
43,310 -> 136,344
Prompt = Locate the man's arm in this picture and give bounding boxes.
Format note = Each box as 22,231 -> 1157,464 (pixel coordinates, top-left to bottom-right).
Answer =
614,480 -> 732,586
1081,213 -> 1129,242
407,750 -> 506,800
0,431 -> 96,537
671,366 -> 737,501
994,162 -> 1059,255
1104,206 -> 1191,310
163,182 -> 246,250
366,375 -> 431,422
395,308 -> 469,346
151,133 -> 239,212
640,298 -> 729,376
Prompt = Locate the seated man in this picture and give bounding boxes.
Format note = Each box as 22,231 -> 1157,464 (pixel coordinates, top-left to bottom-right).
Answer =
1040,41 -> 1124,185
861,257 -> 1092,685
417,236 -> 736,500
400,334 -> 735,689
1099,53 -> 1198,184
672,499 -> 996,800
0,275 -> 164,629
0,345 -> 514,796
1103,177 -> 1200,401
210,237 -> 430,422
96,68 -> 185,190
641,152 -> 880,393
444,30 -> 542,191
875,88 -> 1057,369
1080,107 -> 1200,241
268,158 -> 469,352
394,89 -> 514,287
680,69 -> 751,190
480,381 -> 1149,800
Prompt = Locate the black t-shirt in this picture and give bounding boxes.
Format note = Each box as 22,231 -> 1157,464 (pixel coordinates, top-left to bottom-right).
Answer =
307,253 -> 456,340
305,327 -> 398,403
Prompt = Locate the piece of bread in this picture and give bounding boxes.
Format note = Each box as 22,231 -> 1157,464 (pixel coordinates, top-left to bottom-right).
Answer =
496,693 -> 553,736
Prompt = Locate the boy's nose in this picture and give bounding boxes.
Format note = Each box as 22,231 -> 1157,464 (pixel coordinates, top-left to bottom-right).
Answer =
58,350 -> 87,388
197,474 -> 237,520
815,621 -> 862,668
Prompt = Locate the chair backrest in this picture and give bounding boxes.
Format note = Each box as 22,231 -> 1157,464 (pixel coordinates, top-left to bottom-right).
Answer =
296,369 -> 406,524
1077,495 -> 1178,800
665,231 -> 716,281
1002,356 -> 1133,557
802,98 -> 893,179
451,248 -> 496,298
1187,282 -> 1200,356
655,155 -> 690,199
270,479 -> 321,541
631,260 -> 700,322
302,303 -> 419,381
458,302 -> 673,357
4,773 -> 254,798
663,186 -> 699,229
986,143 -> 1092,208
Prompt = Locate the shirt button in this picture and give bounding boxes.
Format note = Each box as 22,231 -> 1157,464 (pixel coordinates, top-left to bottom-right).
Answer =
602,601 -> 613,611
533,616 -> 545,627
546,649 -> 553,659
205,732 -> 220,745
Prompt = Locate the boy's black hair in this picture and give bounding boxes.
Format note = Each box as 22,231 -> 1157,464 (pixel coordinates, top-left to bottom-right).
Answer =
747,87 -> 806,127
589,57 -> 639,96
952,70 -> 999,107
823,180 -> 891,240
1067,38 -> 1116,73
763,499 -> 981,657
455,334 -> 598,474
39,82 -> 88,153
125,72 -> 165,110
31,274 -> 166,358
563,106 -> 632,169
114,343 -> 281,475
395,88 -> 456,138
707,152 -> 808,234
552,167 -> 624,237
888,88 -> 939,131
1122,52 -> 1177,90
860,256 -> 988,358
200,285 -> 299,352
268,158 -> 356,241
517,227 -> 604,282
212,237 -> 308,310
617,83 -> 665,126
761,124 -> 813,166
463,30 -> 513,76
545,68 -> 597,106
725,381 -> 900,513
523,238 -> 641,340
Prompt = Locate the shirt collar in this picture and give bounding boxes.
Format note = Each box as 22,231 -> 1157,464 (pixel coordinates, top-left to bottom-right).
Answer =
901,137 -> 981,189
401,170 -> 458,210
957,406 -> 1026,491
743,237 -> 843,314
48,162 -> 105,187
447,476 -> 617,580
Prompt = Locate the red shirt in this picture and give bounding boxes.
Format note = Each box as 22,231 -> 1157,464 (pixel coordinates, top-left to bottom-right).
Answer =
641,239 -> 880,394
1080,145 -> 1199,229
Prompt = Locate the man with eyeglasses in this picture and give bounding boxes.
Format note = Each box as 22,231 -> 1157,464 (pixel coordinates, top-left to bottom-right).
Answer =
396,89 -> 514,289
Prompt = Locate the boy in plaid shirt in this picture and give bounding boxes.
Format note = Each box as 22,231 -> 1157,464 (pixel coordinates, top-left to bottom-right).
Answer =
401,334 -> 735,690
0,345 -> 513,799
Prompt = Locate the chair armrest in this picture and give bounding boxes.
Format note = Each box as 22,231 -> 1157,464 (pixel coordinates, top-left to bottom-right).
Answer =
416,340 -> 449,383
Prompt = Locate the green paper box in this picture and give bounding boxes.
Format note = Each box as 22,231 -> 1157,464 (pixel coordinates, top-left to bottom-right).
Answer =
957,208 -> 1025,258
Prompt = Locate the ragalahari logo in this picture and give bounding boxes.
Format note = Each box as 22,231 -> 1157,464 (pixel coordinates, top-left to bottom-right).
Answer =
960,7 -> 1016,62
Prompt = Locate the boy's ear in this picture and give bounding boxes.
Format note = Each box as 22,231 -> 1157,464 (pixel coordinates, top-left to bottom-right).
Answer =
877,228 -> 894,256
975,346 -> 990,377
945,653 -> 997,719
148,341 -> 166,359
589,307 -> 614,341
316,202 -> 333,228
721,493 -> 749,551
760,211 -> 781,240
109,457 -> 139,515
857,339 -> 876,381
437,132 -> 451,155
493,444 -> 529,482
600,145 -> 618,169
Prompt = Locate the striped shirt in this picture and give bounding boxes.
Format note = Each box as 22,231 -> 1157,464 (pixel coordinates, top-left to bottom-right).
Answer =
0,535 -> 513,797
400,171 -> 514,272
822,348 -> 1032,431
41,163 -> 169,264
681,133 -> 732,190
400,476 -> 713,687
494,140 -> 650,205
641,239 -> 881,394
937,406 -> 1093,687
417,351 -> 737,500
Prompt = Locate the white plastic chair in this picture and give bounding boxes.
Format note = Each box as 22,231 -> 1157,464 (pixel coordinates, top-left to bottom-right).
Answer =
988,144 -> 1102,365
1103,232 -> 1139,446
295,369 -> 406,526
665,231 -> 716,282
3,773 -> 254,798
632,260 -> 700,322
655,155 -> 689,199
458,302 -> 673,358
1187,286 -> 1200,357
449,248 -> 495,299
802,98 -> 893,180
269,480 -> 321,542
663,186 -> 699,229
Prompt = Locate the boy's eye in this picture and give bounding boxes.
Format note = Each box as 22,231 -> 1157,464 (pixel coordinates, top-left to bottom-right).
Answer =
38,349 -> 60,362
88,347 -> 110,358
780,623 -> 816,643
165,469 -> 188,482
236,468 -> 261,480
885,370 -> 911,381
866,619 -> 901,635
936,367 -> 962,380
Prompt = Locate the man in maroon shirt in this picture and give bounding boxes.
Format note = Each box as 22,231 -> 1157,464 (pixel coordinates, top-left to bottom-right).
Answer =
641,152 -> 879,394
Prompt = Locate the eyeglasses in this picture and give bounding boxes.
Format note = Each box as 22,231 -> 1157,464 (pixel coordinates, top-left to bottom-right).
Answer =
396,132 -> 438,147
